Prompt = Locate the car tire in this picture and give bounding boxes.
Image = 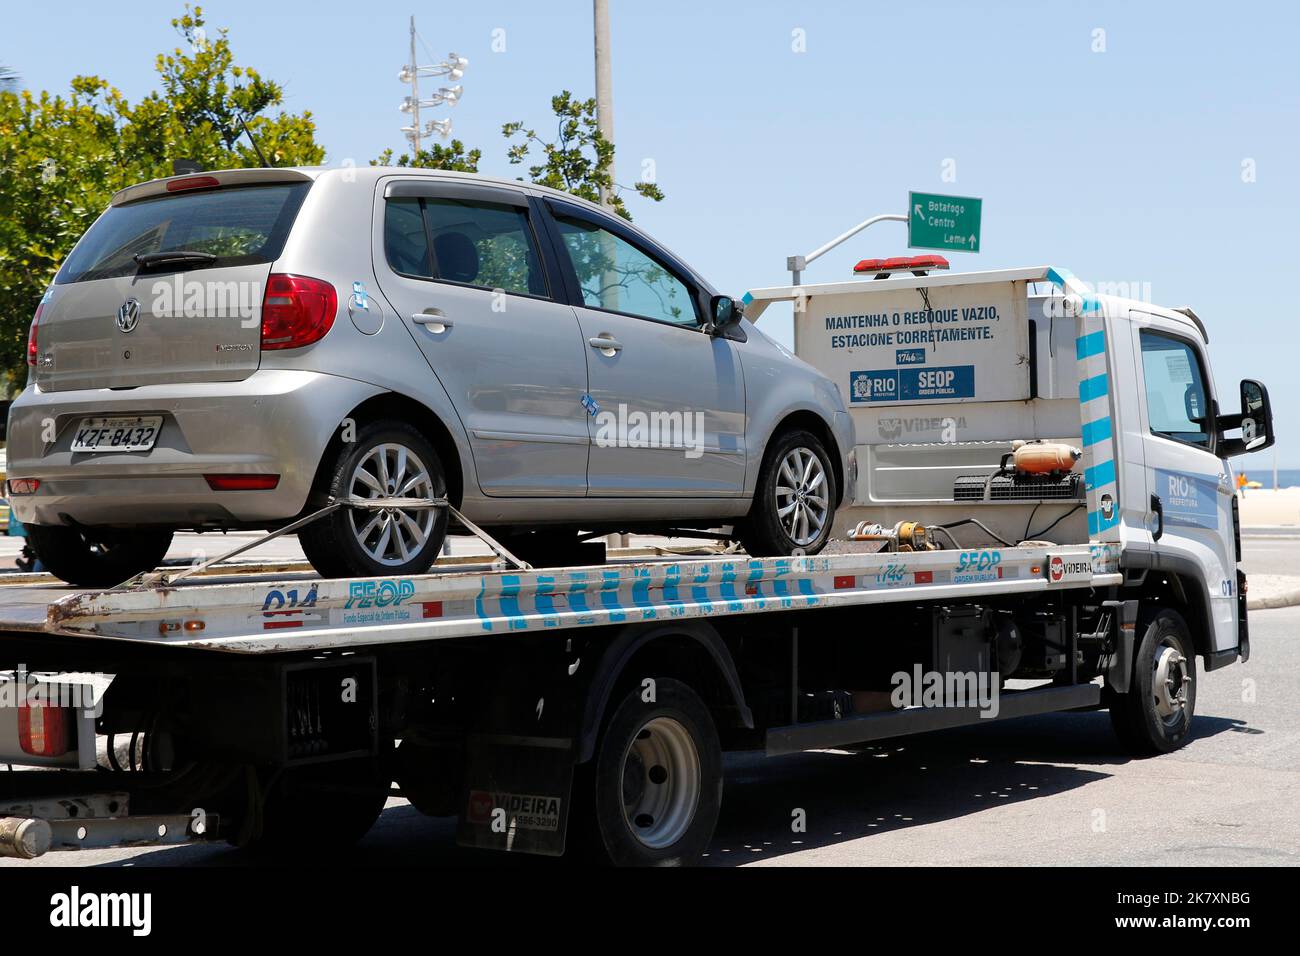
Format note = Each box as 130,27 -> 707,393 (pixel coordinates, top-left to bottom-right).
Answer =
739,429 -> 837,557
300,421 -> 449,579
25,524 -> 173,587
573,677 -> 722,866
1107,608 -> 1198,756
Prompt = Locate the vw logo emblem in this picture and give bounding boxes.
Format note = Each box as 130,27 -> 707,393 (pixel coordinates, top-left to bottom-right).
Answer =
116,298 -> 140,333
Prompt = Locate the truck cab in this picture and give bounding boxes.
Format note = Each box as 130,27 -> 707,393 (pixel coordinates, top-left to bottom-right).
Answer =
744,264 -> 1273,677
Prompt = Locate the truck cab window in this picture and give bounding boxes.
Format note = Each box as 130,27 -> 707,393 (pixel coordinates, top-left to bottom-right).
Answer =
1139,330 -> 1211,449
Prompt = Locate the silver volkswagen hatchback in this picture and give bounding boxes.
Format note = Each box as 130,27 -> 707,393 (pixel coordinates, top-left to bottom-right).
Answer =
7,167 -> 854,585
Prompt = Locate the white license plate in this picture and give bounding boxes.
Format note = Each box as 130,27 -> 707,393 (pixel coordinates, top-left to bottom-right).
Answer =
71,416 -> 163,453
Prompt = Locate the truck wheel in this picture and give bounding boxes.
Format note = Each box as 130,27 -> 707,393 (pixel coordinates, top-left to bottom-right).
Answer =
1108,608 -> 1198,755
579,677 -> 722,866
246,754 -> 391,854
300,421 -> 449,578
740,429 -> 836,557
25,524 -> 173,587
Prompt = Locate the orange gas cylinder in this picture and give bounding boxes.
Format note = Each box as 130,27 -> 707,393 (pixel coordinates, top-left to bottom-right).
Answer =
1011,441 -> 1081,475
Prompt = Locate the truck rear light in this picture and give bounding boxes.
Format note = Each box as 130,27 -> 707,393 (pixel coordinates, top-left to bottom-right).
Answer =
26,302 -> 42,366
8,478 -> 40,495
18,696 -> 70,758
165,175 -> 221,192
261,274 -> 338,350
204,474 -> 280,491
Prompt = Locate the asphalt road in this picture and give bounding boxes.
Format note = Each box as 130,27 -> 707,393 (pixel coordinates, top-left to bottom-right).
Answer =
2,535 -> 1296,868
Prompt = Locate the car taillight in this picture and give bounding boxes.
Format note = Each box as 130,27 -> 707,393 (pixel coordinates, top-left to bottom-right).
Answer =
26,302 -> 42,366
261,274 -> 338,350
18,695 -> 69,758
204,474 -> 281,491
7,478 -> 40,495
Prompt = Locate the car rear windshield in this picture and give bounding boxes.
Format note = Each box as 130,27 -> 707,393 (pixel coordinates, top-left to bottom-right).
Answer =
55,182 -> 311,284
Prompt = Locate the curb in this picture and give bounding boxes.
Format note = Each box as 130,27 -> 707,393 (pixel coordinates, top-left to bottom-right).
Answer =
1248,587 -> 1300,611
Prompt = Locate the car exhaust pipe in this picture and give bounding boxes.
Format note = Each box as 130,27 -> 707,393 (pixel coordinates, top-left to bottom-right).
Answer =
0,816 -> 52,859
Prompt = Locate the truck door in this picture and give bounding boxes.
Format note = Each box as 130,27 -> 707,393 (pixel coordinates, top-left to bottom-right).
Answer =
1132,317 -> 1238,653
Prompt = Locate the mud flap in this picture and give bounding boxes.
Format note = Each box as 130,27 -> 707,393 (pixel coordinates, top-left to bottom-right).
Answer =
455,734 -> 574,857
1104,598 -> 1138,694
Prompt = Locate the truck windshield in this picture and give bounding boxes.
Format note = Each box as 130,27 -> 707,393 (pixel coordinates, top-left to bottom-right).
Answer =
56,182 -> 310,284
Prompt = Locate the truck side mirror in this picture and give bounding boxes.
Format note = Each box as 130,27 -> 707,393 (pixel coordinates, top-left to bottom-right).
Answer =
1218,378 -> 1274,457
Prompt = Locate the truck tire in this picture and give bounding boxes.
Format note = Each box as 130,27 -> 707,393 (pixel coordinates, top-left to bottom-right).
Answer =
300,421 -> 449,579
577,677 -> 722,866
245,754 -> 391,854
740,429 -> 836,557
25,524 -> 173,587
1108,608 -> 1198,756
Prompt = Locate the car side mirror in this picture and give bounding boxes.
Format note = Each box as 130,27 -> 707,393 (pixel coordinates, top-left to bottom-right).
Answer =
708,294 -> 745,334
1218,378 -> 1274,457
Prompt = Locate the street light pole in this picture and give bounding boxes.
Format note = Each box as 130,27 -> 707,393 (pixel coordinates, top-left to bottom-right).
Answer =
409,15 -> 421,155
593,0 -> 615,206
398,18 -> 468,154
788,213 -> 908,285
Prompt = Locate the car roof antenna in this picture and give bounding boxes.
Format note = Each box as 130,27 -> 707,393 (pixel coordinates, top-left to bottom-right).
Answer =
236,114 -> 272,168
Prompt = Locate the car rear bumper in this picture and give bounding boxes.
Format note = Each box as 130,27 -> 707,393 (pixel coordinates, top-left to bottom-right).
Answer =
5,370 -> 382,529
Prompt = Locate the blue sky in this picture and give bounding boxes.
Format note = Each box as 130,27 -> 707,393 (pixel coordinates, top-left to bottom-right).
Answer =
5,0 -> 1298,469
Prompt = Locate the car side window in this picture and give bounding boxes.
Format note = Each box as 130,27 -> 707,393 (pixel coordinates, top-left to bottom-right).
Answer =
383,195 -> 548,297
384,198 -> 434,278
1139,329 -> 1211,449
552,214 -> 698,327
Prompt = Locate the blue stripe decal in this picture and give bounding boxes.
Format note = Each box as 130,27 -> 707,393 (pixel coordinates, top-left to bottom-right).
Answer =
1081,416 -> 1112,446
475,577 -> 491,632
567,572 -> 590,615
1085,458 -> 1117,490
1079,373 -> 1108,403
772,559 -> 791,599
719,564 -> 741,611
741,291 -> 754,305
691,566 -> 714,613
600,570 -> 626,622
631,568 -> 655,619
1046,267 -> 1073,288
500,575 -> 526,630
797,578 -> 817,602
1076,331 -> 1106,360
1088,509 -> 1100,535
662,564 -> 682,613
746,563 -> 765,600
1096,508 -> 1120,531
535,574 -> 557,621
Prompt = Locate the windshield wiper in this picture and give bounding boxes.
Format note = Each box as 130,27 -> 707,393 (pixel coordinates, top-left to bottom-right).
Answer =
133,250 -> 218,269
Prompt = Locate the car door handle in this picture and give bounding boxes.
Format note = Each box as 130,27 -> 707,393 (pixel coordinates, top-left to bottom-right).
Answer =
588,335 -> 623,353
412,310 -> 453,330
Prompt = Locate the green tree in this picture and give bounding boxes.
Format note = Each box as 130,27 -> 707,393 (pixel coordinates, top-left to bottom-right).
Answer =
503,90 -> 663,221
0,5 -> 323,387
372,140 -> 480,173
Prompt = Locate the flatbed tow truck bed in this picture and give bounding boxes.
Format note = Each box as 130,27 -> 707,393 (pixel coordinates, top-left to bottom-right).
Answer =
0,543 -> 1121,654
0,541 -> 1127,860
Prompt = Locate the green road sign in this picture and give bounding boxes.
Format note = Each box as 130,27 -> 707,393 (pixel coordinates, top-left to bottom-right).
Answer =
909,191 -> 982,253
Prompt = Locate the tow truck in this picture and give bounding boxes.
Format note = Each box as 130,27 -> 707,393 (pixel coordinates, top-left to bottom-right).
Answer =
0,264 -> 1270,866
